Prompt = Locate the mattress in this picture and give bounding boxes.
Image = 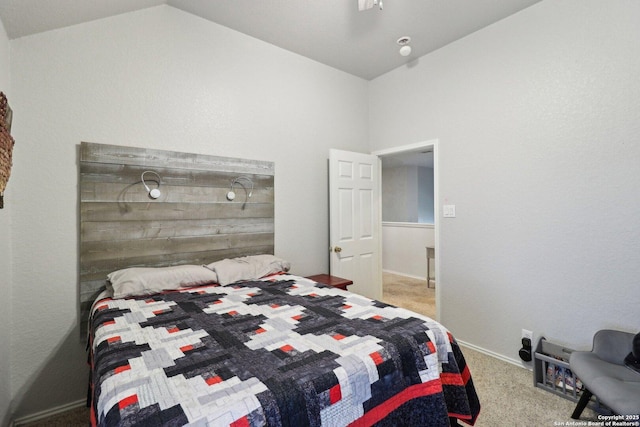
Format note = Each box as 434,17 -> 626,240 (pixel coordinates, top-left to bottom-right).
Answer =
89,274 -> 480,426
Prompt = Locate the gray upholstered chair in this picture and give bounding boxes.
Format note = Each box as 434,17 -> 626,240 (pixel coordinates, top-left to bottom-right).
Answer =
569,329 -> 640,418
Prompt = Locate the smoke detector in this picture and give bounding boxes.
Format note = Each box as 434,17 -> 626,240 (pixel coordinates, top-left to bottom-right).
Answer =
396,36 -> 412,57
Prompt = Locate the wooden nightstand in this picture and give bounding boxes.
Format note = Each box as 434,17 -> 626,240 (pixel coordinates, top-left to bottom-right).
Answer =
306,274 -> 353,291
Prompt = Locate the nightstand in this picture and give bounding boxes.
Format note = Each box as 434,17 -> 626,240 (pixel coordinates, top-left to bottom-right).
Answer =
306,274 -> 353,290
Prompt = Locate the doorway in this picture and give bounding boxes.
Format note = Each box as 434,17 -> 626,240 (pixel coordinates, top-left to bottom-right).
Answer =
373,140 -> 440,320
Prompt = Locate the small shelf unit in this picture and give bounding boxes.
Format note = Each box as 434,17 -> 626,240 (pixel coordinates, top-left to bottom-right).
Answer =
533,337 -> 582,402
533,337 -> 610,414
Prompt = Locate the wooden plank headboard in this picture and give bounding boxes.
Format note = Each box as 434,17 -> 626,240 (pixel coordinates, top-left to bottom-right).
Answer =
79,142 -> 275,336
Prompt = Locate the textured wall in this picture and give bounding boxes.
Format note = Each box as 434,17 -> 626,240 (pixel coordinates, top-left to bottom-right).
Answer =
382,165 -> 434,223
9,5 -> 368,417
0,16 -> 12,427
370,0 -> 640,363
381,166 -> 414,222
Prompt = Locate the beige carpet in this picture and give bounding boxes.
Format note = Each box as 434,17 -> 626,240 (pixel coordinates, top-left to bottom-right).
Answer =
22,273 -> 599,426
20,406 -> 89,426
381,271 -> 436,319
462,345 -> 598,426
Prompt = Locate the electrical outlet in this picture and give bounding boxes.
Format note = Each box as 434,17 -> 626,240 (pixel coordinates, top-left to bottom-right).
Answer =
522,329 -> 533,342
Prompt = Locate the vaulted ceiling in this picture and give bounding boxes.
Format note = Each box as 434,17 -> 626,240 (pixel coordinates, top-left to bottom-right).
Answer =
0,0 -> 541,80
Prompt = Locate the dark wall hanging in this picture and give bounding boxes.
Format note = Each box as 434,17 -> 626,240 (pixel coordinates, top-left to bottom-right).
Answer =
0,91 -> 14,209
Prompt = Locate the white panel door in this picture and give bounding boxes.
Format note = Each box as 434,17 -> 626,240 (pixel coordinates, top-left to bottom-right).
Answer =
329,149 -> 381,300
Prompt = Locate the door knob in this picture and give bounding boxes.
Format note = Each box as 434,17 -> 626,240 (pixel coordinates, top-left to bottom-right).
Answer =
334,246 -> 342,253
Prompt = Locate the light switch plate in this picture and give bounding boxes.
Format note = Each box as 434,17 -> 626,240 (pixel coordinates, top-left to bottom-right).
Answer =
443,204 -> 456,218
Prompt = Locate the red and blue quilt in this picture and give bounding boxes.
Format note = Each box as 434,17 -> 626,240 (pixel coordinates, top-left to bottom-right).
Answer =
89,274 -> 480,426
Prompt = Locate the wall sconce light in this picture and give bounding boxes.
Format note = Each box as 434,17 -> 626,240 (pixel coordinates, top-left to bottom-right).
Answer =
141,171 -> 162,199
227,176 -> 254,209
397,36 -> 412,57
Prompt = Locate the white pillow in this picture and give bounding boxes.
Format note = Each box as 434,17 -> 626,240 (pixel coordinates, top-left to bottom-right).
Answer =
107,265 -> 219,298
205,254 -> 291,286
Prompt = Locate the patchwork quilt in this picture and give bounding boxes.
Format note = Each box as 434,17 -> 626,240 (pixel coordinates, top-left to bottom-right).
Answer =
89,274 -> 480,426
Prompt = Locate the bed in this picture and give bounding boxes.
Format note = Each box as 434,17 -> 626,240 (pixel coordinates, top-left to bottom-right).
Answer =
88,267 -> 479,426
80,143 -> 480,426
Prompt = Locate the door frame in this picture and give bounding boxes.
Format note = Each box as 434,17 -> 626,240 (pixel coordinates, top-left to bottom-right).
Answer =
372,139 -> 441,320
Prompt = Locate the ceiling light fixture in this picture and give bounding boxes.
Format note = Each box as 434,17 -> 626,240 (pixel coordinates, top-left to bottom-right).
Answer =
358,0 -> 383,11
397,36 -> 412,57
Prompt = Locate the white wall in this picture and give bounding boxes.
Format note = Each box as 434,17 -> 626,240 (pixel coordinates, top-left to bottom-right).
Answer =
0,15 -> 12,427
381,166 -> 416,222
417,167 -> 434,223
9,5 -> 368,418
382,223 -> 434,279
382,165 -> 434,223
370,0 -> 640,363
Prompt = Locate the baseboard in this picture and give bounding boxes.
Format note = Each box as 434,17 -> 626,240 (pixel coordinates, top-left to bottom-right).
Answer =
382,269 -> 427,282
458,339 -> 533,371
12,399 -> 86,426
